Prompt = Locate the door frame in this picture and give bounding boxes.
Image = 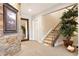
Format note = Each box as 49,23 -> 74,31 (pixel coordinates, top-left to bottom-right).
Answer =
21,18 -> 29,41
32,19 -> 39,41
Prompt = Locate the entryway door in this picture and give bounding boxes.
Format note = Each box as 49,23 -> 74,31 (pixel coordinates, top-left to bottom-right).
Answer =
33,19 -> 39,41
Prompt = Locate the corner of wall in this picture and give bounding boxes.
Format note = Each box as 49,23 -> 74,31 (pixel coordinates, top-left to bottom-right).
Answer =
41,27 -> 53,43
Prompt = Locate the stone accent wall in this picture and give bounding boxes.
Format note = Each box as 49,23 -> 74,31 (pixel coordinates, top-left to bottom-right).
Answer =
0,4 -> 3,37
0,3 -> 21,56
0,35 -> 21,56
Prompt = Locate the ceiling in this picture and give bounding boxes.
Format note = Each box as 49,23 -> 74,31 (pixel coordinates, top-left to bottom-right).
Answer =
20,3 -> 73,17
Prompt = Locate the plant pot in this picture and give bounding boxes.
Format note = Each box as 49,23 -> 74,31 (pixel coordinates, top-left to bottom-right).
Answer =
63,40 -> 73,47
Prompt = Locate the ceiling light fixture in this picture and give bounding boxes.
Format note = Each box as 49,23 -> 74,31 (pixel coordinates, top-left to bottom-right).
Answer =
28,9 -> 32,12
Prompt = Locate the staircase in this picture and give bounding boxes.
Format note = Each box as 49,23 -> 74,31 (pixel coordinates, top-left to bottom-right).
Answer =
43,23 -> 61,47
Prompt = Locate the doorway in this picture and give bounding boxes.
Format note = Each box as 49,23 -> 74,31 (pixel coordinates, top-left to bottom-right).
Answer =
33,19 -> 39,41
21,18 -> 29,41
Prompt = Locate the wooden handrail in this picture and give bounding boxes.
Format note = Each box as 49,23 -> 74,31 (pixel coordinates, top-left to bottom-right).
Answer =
52,32 -> 60,47
51,22 -> 61,47
53,22 -> 61,31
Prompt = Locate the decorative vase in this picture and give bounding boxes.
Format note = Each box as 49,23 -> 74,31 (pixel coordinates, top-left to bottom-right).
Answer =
63,39 -> 73,47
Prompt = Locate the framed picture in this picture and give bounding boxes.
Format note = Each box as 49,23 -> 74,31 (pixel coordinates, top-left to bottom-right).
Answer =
3,3 -> 18,33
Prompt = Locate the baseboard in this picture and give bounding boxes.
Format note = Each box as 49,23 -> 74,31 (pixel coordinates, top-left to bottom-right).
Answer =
54,41 -> 63,47
41,28 -> 53,43
21,39 -> 29,42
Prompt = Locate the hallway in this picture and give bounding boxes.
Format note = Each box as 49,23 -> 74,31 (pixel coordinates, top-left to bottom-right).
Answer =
15,41 -> 77,56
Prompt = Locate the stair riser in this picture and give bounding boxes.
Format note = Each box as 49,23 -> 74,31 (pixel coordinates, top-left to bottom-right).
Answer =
43,24 -> 60,47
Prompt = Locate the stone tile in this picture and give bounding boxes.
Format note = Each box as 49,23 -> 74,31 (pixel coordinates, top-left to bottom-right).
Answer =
0,35 -> 21,56
15,41 -> 78,56
0,4 -> 3,14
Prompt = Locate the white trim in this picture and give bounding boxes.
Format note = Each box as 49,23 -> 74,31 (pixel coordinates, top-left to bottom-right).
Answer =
41,27 -> 53,43
55,41 -> 63,47
33,4 -> 74,17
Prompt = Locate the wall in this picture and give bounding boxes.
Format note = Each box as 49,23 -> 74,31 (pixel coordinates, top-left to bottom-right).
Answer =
9,3 -> 20,10
77,3 -> 79,55
0,3 -> 21,56
20,3 -> 74,42
32,4 -> 78,46
0,4 -> 3,37
32,7 -> 66,43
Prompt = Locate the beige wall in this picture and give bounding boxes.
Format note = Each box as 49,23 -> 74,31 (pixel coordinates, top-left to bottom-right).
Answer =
42,10 -> 63,34
9,3 -> 20,10
32,8 -> 66,43
77,3 -> 79,55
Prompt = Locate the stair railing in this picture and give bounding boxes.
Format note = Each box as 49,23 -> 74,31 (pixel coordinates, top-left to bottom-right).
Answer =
51,22 -> 61,47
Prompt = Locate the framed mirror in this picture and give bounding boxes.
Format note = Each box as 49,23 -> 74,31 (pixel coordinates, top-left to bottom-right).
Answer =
3,3 -> 18,33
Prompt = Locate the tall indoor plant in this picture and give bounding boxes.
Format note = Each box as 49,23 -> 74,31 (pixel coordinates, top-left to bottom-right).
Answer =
59,4 -> 78,47
21,25 -> 26,39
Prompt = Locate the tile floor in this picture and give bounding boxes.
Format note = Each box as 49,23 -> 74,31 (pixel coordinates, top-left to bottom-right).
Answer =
15,40 -> 78,56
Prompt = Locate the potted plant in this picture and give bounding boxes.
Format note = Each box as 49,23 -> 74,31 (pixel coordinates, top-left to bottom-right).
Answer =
59,4 -> 78,47
21,25 -> 26,37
